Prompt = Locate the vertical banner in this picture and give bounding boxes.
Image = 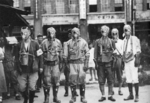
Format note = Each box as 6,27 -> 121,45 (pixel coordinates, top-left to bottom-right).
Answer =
79,0 -> 86,19
33,0 -> 42,38
126,0 -> 132,22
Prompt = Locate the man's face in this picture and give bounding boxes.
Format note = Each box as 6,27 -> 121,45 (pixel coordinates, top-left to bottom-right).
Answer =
37,37 -> 43,43
124,28 -> 131,36
21,29 -> 30,41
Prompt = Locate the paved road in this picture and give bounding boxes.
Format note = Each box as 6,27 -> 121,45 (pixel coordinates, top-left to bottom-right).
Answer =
3,73 -> 150,103
3,85 -> 150,103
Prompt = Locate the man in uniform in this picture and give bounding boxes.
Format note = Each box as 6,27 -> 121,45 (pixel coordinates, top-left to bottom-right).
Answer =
63,27 -> 89,103
42,27 -> 62,103
63,29 -> 78,97
123,25 -> 141,102
111,28 -> 124,95
15,26 -> 41,103
94,25 -> 116,102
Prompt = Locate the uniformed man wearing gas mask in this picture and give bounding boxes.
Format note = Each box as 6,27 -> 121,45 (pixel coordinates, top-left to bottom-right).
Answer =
15,26 -> 41,103
63,27 -> 89,103
42,27 -> 62,103
94,25 -> 116,102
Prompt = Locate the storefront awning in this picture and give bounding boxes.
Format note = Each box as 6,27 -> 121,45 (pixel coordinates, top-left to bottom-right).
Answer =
0,4 -> 29,26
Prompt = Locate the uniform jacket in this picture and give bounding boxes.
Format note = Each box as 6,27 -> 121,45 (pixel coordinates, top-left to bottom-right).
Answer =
94,37 -> 115,63
14,39 -> 40,73
41,38 -> 62,64
63,37 -> 89,63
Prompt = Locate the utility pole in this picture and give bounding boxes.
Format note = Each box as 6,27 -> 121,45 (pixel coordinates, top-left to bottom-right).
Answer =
33,0 -> 42,38
79,0 -> 89,42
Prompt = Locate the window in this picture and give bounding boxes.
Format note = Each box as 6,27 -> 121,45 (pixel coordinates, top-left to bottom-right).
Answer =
100,0 -> 111,12
56,0 -> 65,14
89,0 -> 97,12
115,0 -> 123,11
69,0 -> 78,13
147,0 -> 150,10
24,0 -> 31,14
13,0 -> 19,8
43,0 -> 52,14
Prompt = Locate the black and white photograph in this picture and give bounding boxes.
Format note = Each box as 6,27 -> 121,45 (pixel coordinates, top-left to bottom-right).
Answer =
0,0 -> 150,103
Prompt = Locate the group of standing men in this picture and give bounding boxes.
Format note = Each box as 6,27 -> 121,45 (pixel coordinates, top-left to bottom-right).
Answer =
12,24 -> 141,103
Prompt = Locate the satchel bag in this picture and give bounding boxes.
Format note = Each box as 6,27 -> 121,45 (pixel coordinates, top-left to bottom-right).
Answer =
123,36 -> 134,63
134,52 -> 141,67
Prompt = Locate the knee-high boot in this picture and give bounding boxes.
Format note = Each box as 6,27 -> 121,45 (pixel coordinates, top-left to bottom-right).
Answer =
53,86 -> 61,103
29,91 -> 35,103
43,88 -> 50,103
21,91 -> 28,103
70,85 -> 76,103
134,83 -> 139,102
124,83 -> 134,101
80,85 -> 87,103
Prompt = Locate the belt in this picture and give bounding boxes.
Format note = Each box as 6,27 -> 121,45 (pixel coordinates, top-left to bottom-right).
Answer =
44,61 -> 58,66
69,59 -> 84,64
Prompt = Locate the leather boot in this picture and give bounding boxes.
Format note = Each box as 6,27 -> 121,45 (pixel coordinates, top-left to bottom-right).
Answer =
53,86 -> 61,103
124,83 -> 134,101
69,86 -> 76,103
134,83 -> 139,102
64,86 -> 68,97
22,91 -> 28,103
80,85 -> 87,103
43,88 -> 50,103
29,91 -> 35,103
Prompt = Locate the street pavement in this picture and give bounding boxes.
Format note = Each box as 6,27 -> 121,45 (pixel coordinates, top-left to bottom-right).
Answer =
3,73 -> 150,103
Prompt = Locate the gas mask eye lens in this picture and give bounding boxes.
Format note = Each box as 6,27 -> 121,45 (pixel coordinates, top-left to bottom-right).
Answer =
124,29 -> 128,32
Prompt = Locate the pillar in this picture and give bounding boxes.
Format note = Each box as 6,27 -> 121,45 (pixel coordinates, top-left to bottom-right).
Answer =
33,0 -> 42,38
19,0 -> 24,10
79,0 -> 89,42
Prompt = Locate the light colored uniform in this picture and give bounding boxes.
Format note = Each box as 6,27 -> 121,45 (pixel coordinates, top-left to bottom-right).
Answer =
42,38 -> 62,87
64,37 -> 89,86
123,36 -> 141,83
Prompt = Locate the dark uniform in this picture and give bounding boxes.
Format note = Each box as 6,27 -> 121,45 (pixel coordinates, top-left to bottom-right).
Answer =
94,25 -> 116,102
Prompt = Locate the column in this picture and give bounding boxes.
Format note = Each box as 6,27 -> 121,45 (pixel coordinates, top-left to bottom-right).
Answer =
33,0 -> 42,38
79,0 -> 89,42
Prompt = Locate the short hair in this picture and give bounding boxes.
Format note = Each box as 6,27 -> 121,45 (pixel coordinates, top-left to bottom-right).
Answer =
37,35 -> 43,38
21,26 -> 31,31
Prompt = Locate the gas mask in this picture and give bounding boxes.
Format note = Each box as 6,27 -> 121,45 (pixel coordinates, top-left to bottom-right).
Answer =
47,27 -> 56,40
72,27 -> 80,40
101,25 -> 110,37
124,25 -> 131,36
21,28 -> 30,41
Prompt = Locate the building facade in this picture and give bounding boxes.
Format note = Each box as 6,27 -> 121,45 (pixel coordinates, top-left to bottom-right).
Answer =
13,0 -> 150,42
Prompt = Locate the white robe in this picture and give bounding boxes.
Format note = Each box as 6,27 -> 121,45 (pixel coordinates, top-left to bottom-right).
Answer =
123,36 -> 141,83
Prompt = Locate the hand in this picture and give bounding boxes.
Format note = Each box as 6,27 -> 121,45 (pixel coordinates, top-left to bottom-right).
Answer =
39,68 -> 43,73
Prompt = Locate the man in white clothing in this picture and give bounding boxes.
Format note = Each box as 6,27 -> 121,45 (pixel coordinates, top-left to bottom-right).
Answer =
111,28 -> 124,95
123,25 -> 141,102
